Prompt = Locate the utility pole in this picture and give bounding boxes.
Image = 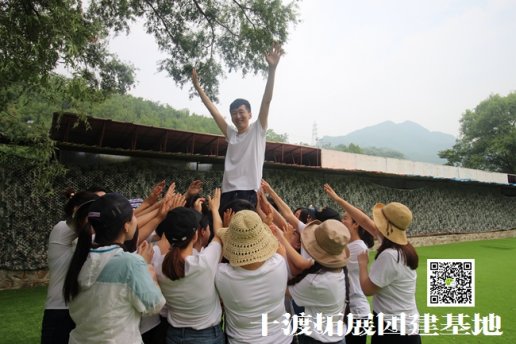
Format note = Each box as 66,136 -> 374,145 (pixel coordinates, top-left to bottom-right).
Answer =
311,122 -> 318,147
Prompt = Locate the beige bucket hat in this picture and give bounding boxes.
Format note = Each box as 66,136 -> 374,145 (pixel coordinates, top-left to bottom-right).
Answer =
301,219 -> 351,268
372,202 -> 412,245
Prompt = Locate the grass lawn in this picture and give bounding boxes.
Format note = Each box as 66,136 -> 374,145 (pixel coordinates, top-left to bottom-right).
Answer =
411,237 -> 515,344
0,237 -> 514,344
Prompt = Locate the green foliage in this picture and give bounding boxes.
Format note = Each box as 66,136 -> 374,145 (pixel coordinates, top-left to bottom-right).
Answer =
439,93 -> 516,173
1,0 -> 298,107
0,0 -> 136,111
324,142 -> 406,159
266,129 -> 288,142
362,146 -> 405,159
123,0 -> 299,101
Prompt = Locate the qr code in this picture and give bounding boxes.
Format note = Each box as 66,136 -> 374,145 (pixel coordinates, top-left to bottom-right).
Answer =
427,259 -> 475,307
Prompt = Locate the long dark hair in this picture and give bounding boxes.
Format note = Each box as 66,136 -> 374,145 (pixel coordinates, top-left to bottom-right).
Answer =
63,194 -> 133,303
160,208 -> 200,281
162,239 -> 192,281
63,190 -> 98,223
288,262 -> 325,286
375,237 -> 418,270
70,193 -> 99,233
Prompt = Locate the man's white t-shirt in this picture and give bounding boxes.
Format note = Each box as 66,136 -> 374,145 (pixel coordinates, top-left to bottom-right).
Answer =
158,241 -> 222,330
347,240 -> 371,317
289,270 -> 347,342
369,248 -> 419,334
215,254 -> 292,344
222,120 -> 266,193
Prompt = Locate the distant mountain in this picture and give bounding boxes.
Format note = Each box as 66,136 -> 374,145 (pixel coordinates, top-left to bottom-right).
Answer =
318,121 -> 456,164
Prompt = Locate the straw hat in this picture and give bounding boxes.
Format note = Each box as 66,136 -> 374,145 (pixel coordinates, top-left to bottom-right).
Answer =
372,202 -> 412,245
301,219 -> 351,268
219,210 -> 278,267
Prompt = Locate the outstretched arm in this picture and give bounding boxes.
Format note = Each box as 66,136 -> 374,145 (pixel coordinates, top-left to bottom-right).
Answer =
192,69 -> 228,137
323,183 -> 379,239
261,179 -> 299,229
258,43 -> 284,130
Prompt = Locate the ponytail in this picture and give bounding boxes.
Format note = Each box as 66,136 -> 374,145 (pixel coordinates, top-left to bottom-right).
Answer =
162,246 -> 186,281
63,223 -> 92,303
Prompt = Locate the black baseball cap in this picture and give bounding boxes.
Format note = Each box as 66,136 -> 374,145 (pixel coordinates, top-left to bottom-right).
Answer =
157,207 -> 201,245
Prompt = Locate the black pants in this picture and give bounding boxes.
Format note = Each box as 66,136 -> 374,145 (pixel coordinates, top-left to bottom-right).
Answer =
41,309 -> 75,344
142,316 -> 168,344
345,316 -> 369,344
220,190 -> 257,210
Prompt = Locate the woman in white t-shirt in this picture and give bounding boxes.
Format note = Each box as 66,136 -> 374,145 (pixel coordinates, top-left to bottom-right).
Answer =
41,190 -> 99,344
287,219 -> 351,344
324,184 -> 421,344
340,211 -> 375,344
215,210 -> 292,344
157,206 -> 225,344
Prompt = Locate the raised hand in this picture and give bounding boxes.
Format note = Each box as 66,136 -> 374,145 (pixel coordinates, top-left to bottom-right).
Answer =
257,190 -> 273,225
323,183 -> 340,201
170,193 -> 186,210
137,240 -> 154,264
193,197 -> 206,213
208,188 -> 221,213
147,180 -> 165,204
165,181 -> 176,200
260,179 -> 272,194
185,180 -> 203,198
265,42 -> 284,68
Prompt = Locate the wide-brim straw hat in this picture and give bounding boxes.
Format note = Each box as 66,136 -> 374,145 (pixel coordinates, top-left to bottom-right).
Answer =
218,210 -> 278,267
372,202 -> 412,245
301,219 -> 351,268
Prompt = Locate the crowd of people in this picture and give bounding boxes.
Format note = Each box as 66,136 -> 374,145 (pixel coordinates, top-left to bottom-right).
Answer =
42,43 -> 422,344
42,178 -> 422,344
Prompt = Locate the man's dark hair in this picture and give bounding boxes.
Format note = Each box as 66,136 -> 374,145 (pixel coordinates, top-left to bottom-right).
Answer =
229,98 -> 251,113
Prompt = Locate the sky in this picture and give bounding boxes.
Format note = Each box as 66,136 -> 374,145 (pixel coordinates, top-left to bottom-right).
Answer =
108,0 -> 516,145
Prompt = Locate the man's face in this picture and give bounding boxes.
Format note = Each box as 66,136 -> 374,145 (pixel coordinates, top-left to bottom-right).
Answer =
230,104 -> 252,133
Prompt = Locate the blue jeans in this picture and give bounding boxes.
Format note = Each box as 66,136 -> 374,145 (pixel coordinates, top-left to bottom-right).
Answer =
166,323 -> 225,344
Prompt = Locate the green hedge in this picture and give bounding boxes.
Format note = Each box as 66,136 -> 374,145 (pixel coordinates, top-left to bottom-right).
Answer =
1,156 -> 515,270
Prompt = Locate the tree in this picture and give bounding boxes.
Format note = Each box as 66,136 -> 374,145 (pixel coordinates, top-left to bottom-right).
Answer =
439,93 -> 516,174
1,0 -> 298,107
1,0 -> 298,190
266,129 -> 288,143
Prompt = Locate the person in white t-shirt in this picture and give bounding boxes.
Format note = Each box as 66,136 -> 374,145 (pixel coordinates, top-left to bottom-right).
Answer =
286,219 -> 351,344
215,210 -> 291,344
324,186 -> 376,344
323,184 -> 421,344
191,44 -> 283,210
157,206 -> 224,344
64,193 -> 165,344
41,190 -> 99,344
